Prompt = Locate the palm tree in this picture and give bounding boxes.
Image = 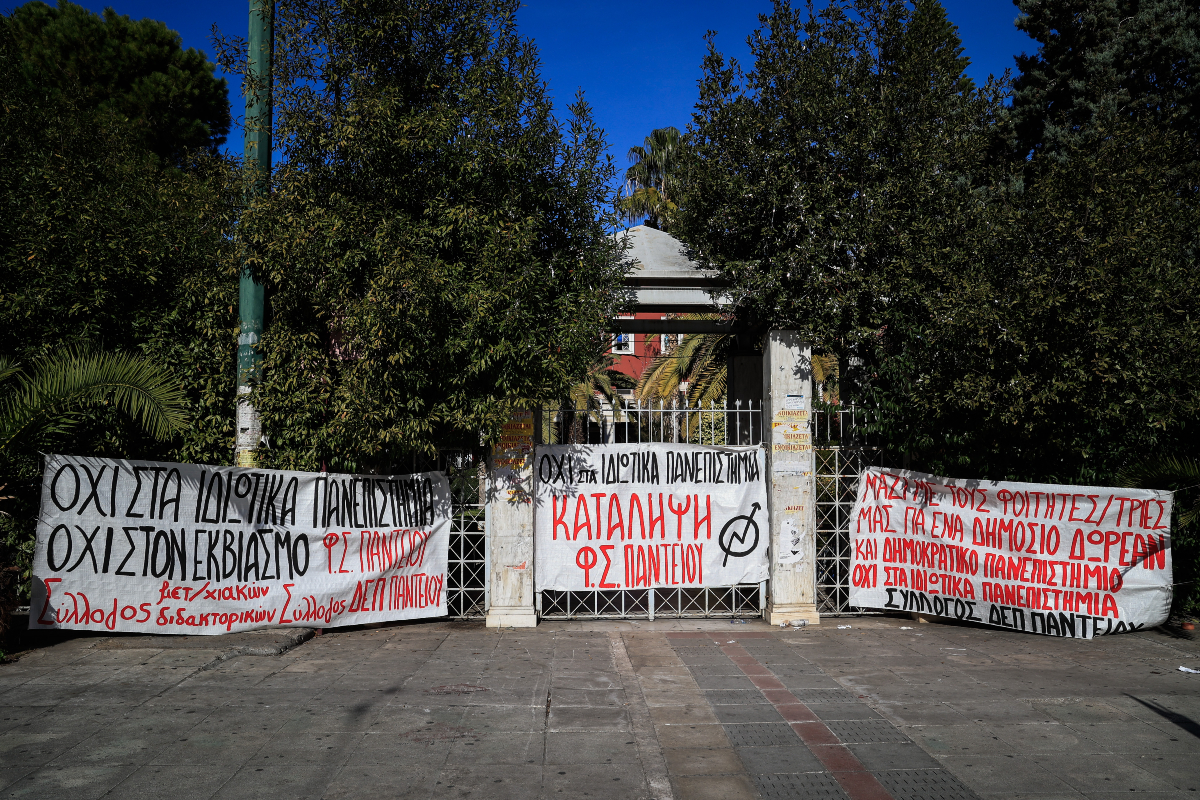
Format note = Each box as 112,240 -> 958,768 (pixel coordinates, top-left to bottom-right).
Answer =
557,346 -> 636,443
618,126 -> 683,230
636,322 -> 730,407
0,348 -> 188,638
1,348 -> 188,457
1119,457 -> 1200,529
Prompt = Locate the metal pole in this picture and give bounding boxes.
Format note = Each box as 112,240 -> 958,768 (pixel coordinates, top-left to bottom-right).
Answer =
236,0 -> 273,467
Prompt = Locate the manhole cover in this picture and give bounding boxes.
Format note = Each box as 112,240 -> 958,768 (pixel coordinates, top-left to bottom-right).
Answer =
426,684 -> 490,695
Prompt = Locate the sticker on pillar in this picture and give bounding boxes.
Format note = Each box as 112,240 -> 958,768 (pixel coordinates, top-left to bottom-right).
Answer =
776,503 -> 809,564
532,443 -> 769,590
772,403 -> 811,458
492,410 -> 534,472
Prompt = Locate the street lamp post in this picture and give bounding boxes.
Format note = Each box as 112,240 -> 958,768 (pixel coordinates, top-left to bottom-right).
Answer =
235,0 -> 273,468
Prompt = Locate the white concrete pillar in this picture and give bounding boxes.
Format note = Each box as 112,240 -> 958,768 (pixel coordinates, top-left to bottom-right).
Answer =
762,331 -> 820,625
484,410 -> 538,628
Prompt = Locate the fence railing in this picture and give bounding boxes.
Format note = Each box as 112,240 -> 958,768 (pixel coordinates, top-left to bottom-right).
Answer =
448,400 -> 890,619
534,398 -> 763,446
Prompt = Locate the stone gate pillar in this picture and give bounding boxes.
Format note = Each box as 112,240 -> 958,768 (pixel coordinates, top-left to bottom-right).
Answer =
762,331 -> 820,625
484,409 -> 538,628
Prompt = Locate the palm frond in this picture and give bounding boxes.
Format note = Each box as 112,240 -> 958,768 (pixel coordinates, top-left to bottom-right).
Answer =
0,357 -> 20,386
621,126 -> 683,228
635,315 -> 732,405
1,349 -> 188,455
1118,456 -> 1200,527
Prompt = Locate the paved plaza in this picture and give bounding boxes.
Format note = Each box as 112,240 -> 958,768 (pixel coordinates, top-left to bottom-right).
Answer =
1,616 -> 1198,799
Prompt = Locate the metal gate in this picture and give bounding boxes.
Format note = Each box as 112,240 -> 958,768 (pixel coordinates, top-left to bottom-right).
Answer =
813,407 -> 886,615
446,460 -> 487,618
441,403 -> 884,619
536,400 -> 766,620
396,451 -> 486,619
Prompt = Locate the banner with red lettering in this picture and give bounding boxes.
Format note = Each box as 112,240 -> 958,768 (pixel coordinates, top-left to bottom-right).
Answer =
534,444 -> 769,591
30,454 -> 450,634
849,467 -> 1173,637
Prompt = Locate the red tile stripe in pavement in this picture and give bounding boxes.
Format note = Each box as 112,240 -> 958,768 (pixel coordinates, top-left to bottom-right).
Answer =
666,632 -> 895,800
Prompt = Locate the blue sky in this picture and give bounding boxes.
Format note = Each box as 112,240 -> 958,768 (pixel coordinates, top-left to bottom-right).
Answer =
67,0 -> 1036,169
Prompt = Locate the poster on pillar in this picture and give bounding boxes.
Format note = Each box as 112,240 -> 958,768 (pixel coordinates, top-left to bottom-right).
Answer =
533,444 -> 769,590
30,454 -> 451,635
848,467 -> 1173,637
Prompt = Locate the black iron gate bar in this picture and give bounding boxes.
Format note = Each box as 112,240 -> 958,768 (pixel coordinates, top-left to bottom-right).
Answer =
538,584 -> 765,620
443,456 -> 487,619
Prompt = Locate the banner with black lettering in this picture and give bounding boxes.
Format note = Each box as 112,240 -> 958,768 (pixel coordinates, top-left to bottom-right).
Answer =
534,444 -> 769,591
849,467 -> 1173,637
31,455 -> 450,634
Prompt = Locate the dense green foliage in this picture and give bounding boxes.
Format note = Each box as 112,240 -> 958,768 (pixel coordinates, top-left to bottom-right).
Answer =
6,1 -> 231,162
677,0 -> 1199,484
677,0 -> 1003,439
215,0 -> 629,472
1006,0 -> 1199,160
676,0 -> 1200,610
0,21 -> 237,601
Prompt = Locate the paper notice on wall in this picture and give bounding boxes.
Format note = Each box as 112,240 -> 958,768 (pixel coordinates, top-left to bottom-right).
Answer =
848,467 -> 1173,637
492,410 -> 534,472
777,517 -> 807,565
534,444 -> 769,590
31,455 -> 451,635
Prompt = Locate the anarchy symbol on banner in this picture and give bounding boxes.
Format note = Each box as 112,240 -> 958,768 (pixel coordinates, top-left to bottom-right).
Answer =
719,502 -> 761,567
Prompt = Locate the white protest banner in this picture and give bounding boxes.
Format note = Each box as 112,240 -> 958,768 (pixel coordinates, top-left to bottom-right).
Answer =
849,467 -> 1173,637
30,454 -> 451,634
534,444 -> 769,590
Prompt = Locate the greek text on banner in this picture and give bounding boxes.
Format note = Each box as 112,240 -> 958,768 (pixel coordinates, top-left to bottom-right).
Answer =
31,455 -> 451,634
534,444 -> 769,591
848,467 -> 1172,637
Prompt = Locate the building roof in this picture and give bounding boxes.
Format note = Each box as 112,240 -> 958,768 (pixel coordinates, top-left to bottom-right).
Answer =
620,225 -> 716,282
612,226 -> 732,332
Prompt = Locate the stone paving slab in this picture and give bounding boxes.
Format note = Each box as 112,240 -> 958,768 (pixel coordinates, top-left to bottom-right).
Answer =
1,616 -> 1198,799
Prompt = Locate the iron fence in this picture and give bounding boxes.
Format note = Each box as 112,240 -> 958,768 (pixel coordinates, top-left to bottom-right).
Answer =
811,406 -> 892,615
443,398 -> 890,619
446,461 -> 486,618
398,450 -> 486,619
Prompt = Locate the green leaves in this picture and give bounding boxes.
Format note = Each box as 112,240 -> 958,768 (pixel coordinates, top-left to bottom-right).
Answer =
219,0 -> 629,471
0,348 -> 188,457
618,127 -> 683,230
5,1 -> 231,162
675,0 -> 1200,491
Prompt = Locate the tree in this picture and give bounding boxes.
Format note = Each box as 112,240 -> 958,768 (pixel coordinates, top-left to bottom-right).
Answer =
618,126 -> 683,230
0,21 -> 238,604
1005,0 -> 1200,161
213,0 -> 629,472
676,0 -> 1003,413
877,113 -> 1200,484
636,317 -> 731,406
0,26 -> 237,468
5,0 -> 231,162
